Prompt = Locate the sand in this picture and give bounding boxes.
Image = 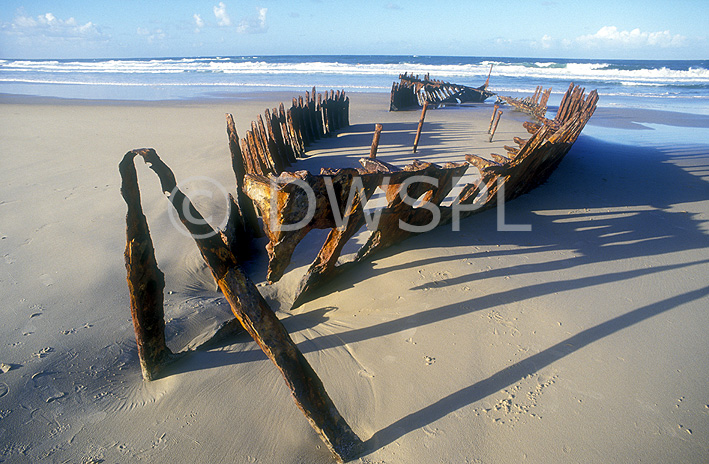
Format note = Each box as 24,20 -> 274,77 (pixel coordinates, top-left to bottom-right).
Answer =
0,92 -> 708,463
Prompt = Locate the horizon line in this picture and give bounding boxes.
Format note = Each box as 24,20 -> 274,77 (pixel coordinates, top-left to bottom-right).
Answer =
2,54 -> 707,63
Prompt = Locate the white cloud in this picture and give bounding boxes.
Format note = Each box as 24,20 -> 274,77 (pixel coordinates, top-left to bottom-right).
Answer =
214,2 -> 231,27
5,12 -> 105,41
137,27 -> 166,43
237,7 -> 268,34
194,13 -> 205,28
577,26 -> 686,48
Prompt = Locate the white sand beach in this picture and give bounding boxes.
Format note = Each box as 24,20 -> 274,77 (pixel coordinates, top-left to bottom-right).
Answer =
1,92 -> 708,463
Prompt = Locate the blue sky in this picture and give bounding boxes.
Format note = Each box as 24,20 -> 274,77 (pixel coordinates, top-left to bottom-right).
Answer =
0,0 -> 707,59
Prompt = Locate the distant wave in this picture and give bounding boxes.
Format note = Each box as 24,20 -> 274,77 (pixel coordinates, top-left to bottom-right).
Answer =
2,55 -> 708,103
0,76 -> 390,90
3,57 -> 708,85
4,76 -> 705,101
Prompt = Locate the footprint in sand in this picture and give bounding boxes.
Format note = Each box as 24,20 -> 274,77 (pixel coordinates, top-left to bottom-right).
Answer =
0,383 -> 8,398
45,389 -> 66,403
22,323 -> 36,336
678,424 -> 693,435
34,347 -> 53,358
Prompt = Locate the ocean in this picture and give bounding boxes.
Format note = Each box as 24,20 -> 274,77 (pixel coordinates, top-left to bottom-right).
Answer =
1,55 -> 708,114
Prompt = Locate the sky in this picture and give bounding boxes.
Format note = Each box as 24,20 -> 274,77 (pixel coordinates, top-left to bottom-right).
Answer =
0,0 -> 707,60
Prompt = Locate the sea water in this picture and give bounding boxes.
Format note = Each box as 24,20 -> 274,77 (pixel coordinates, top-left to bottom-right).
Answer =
1,55 -> 707,114
2,55 -> 709,153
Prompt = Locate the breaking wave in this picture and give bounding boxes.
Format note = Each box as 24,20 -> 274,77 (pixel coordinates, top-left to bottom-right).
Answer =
1,55 -> 707,102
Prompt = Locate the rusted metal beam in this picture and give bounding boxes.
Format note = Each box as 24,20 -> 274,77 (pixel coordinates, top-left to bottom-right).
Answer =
119,152 -> 174,381
369,123 -> 384,159
487,103 -> 500,134
413,101 -> 429,153
226,114 -> 262,242
498,86 -> 552,121
279,103 -> 298,163
354,160 -> 469,263
489,110 -> 503,142
125,148 -> 362,463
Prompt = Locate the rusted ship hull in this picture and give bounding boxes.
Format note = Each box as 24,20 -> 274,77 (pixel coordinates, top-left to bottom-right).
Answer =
390,72 -> 495,111
236,84 -> 597,307
120,82 -> 597,462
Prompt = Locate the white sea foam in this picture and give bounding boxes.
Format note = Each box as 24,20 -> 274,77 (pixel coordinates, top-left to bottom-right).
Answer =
3,58 -> 707,85
1,56 -> 707,102
0,76 -> 390,90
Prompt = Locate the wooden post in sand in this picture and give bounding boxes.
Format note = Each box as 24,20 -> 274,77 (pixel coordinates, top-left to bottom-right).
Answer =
369,123 -> 383,159
489,110 -> 503,142
487,103 -> 499,134
412,101 -> 429,153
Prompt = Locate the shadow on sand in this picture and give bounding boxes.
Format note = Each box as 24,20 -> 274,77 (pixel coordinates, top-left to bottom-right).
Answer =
167,128 -> 709,453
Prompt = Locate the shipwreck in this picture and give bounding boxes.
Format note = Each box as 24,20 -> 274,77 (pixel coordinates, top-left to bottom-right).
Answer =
119,82 -> 597,462
389,67 -> 495,111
